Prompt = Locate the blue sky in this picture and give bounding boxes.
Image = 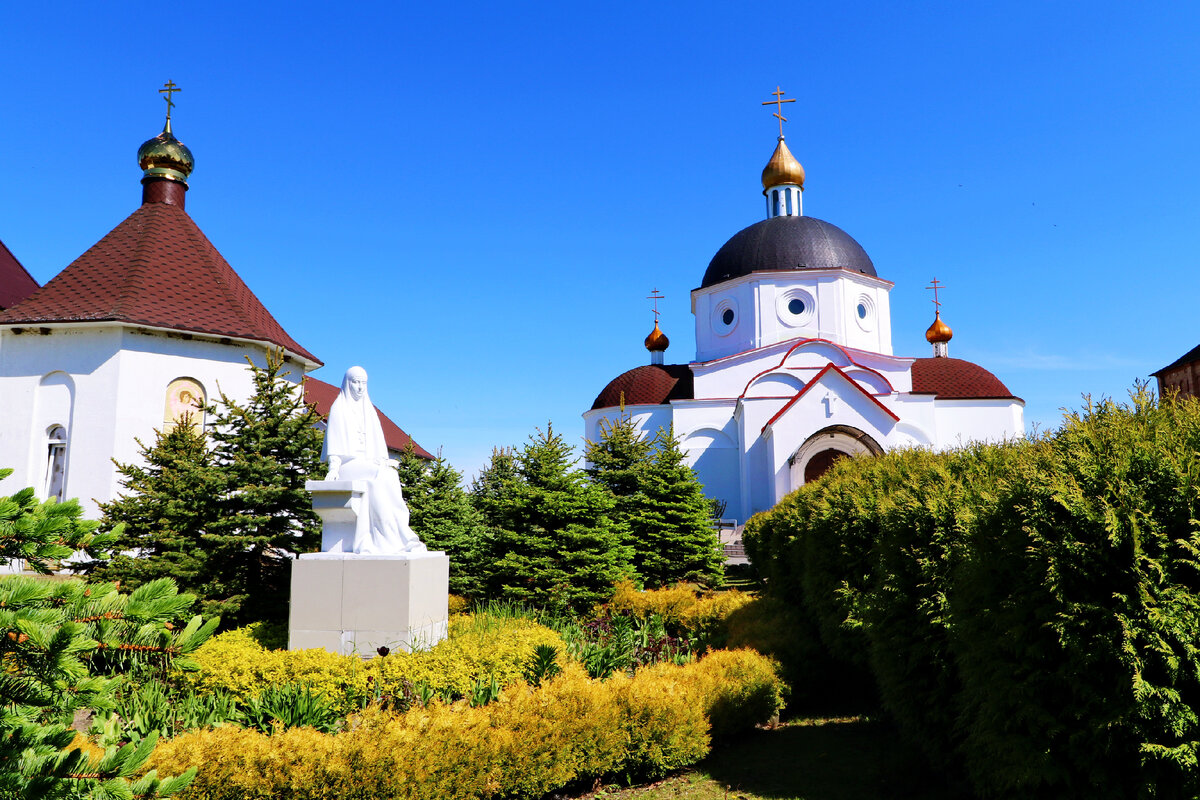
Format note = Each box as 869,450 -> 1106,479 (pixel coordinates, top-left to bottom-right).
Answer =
1,3 -> 1197,479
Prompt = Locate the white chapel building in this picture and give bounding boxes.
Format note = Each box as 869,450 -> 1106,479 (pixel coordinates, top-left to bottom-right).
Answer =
0,105 -> 429,519
584,130 -> 1024,524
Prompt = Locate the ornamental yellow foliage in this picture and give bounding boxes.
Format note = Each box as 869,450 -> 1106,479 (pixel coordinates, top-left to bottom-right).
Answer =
609,580 -> 755,638
148,649 -> 785,800
184,615 -> 564,712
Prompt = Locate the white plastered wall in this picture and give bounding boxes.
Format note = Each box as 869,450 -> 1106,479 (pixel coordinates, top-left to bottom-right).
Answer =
0,324 -> 305,517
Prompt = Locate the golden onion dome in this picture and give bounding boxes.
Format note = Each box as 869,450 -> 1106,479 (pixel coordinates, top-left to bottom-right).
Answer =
925,314 -> 953,344
137,120 -> 194,184
761,137 -> 805,191
644,320 -> 669,352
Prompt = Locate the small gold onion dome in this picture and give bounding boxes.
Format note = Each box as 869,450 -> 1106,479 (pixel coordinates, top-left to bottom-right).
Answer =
761,137 -> 805,191
137,120 -> 194,184
925,314 -> 953,344
644,320 -> 670,352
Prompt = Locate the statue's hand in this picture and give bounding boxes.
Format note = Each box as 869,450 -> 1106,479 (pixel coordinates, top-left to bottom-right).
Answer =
327,456 -> 342,481
327,467 -> 340,480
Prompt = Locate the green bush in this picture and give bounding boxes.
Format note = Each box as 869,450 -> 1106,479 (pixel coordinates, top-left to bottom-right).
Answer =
743,389 -> 1200,799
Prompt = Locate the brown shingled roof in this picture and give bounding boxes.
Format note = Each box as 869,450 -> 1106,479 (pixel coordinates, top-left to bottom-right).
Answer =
0,239 -> 39,310
0,202 -> 319,364
303,377 -> 434,460
910,357 -> 1020,400
592,364 -> 695,410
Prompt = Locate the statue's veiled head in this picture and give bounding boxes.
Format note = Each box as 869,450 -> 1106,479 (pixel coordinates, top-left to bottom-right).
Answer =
343,366 -> 368,402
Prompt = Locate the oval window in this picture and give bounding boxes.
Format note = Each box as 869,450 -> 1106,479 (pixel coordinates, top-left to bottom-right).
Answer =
857,303 -> 868,319
722,308 -> 735,326
788,298 -> 806,315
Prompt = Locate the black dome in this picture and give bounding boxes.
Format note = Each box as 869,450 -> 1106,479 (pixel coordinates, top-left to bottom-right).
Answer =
701,215 -> 876,289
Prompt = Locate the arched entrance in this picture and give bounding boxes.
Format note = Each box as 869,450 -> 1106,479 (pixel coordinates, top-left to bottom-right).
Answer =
789,425 -> 882,488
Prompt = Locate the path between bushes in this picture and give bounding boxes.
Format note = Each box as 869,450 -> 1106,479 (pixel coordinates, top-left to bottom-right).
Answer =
568,717 -> 973,800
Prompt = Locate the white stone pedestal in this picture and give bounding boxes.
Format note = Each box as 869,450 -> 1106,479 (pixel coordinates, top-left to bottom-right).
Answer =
288,551 -> 449,656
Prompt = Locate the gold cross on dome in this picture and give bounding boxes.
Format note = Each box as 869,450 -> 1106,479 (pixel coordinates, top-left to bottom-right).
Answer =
646,288 -> 665,323
926,277 -> 946,312
159,80 -> 182,120
761,86 -> 796,138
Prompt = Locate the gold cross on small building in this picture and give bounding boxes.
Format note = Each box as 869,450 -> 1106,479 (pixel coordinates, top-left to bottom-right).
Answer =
646,288 -> 665,323
926,277 -> 946,312
761,86 -> 796,138
159,80 -> 182,120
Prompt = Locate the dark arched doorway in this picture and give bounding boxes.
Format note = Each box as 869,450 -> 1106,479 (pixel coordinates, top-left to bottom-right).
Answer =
789,425 -> 883,490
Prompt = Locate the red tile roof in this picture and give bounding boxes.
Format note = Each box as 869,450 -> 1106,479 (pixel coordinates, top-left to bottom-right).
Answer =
910,357 -> 1019,400
304,377 -> 434,460
591,364 -> 695,410
0,239 -> 39,310
0,202 -> 319,364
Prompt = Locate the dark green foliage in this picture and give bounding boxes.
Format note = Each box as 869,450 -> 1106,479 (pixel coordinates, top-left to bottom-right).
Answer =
203,351 -> 323,624
480,425 -> 633,612
585,418 -> 724,588
90,349 -> 322,625
96,680 -> 241,746
743,387 -> 1200,799
0,473 -> 215,798
89,419 -> 220,600
395,446 -> 489,597
0,471 -> 117,573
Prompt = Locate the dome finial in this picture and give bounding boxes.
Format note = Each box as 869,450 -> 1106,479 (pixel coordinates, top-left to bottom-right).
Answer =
761,86 -> 796,140
644,288 -> 669,364
925,278 -> 953,356
760,86 -> 804,216
137,81 -> 194,206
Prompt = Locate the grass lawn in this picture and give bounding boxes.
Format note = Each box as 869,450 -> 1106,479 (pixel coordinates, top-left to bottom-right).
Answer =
573,717 -> 973,800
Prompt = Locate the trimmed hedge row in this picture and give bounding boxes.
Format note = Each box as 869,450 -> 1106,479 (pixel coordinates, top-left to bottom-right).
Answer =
184,615 -> 565,712
744,390 -> 1200,799
147,649 -> 785,799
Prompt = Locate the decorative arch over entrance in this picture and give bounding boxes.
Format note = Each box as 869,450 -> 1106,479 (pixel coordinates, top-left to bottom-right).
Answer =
788,425 -> 883,488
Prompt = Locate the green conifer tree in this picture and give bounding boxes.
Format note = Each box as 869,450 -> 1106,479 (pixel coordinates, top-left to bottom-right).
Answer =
89,350 -> 323,625
396,447 -> 489,597
638,426 -> 725,587
88,416 -> 220,595
0,468 -> 215,799
585,418 -> 724,587
484,425 -> 632,611
203,350 -> 323,624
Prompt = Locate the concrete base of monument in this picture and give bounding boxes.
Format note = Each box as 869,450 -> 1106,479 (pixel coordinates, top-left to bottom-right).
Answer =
288,550 -> 450,657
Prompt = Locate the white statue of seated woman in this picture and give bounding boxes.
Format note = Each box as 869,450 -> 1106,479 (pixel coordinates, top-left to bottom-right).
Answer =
321,366 -> 425,555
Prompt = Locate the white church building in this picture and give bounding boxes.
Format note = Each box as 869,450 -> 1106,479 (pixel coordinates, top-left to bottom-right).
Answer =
0,101 -> 428,519
585,126 -> 1024,525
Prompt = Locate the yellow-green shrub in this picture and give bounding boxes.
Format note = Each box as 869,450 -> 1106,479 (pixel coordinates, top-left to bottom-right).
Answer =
447,593 -> 469,615
185,614 -> 564,712
148,649 -> 784,799
608,580 -> 755,640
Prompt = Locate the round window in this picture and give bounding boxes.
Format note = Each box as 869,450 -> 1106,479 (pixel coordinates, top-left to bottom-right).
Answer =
722,308 -> 735,326
856,303 -> 867,319
788,298 -> 806,315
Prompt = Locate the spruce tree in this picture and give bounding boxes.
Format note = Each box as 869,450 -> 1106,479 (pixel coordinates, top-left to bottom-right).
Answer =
484,425 -> 632,611
0,468 -> 215,799
396,447 -> 489,597
88,416 -> 221,595
585,419 -> 724,587
638,426 -> 725,587
88,349 -> 323,625
203,349 -> 324,624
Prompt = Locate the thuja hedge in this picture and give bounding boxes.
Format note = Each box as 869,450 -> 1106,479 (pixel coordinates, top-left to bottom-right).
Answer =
147,649 -> 785,800
743,390 -> 1200,799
